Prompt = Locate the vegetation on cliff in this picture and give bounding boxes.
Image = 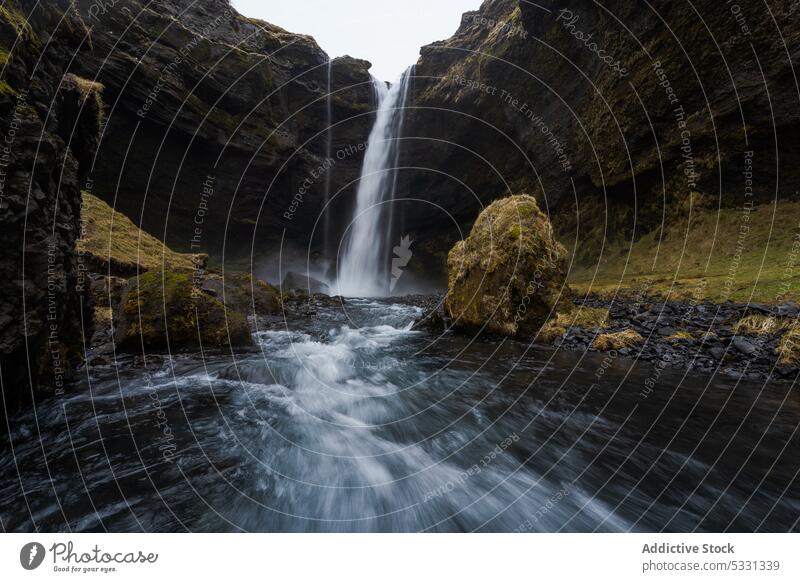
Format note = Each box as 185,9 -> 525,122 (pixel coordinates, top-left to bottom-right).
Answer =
78,192 -> 200,275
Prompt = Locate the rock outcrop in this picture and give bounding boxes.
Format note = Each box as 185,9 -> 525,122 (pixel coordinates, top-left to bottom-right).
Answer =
445,194 -> 567,338
401,0 -> 800,274
1,0 -> 376,405
69,0 -> 376,261
0,1 -> 102,409
77,191 -> 200,277
115,270 -> 253,352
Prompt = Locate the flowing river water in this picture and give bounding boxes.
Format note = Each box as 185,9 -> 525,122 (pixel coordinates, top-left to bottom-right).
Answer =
1,298 -> 798,532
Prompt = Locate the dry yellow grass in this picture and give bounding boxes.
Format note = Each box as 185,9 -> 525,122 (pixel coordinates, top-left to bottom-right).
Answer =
539,305 -> 609,343
78,191 -> 199,273
592,329 -> 644,351
63,73 -> 104,102
734,314 -> 785,336
667,330 -> 693,342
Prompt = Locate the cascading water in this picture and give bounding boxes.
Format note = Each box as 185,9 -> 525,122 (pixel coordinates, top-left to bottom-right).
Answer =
323,59 -> 334,257
336,67 -> 413,297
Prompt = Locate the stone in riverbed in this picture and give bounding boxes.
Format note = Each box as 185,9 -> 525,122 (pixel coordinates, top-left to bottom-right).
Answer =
445,195 -> 568,338
116,270 -> 253,352
732,337 -> 757,356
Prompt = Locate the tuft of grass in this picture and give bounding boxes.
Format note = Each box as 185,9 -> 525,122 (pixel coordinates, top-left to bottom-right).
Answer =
566,201 -> 800,304
734,314 -> 786,336
0,5 -> 40,47
667,330 -> 693,342
63,73 -> 103,103
77,191 -> 199,274
0,79 -> 16,96
778,325 -> 800,366
593,329 -> 644,351
539,304 -> 609,344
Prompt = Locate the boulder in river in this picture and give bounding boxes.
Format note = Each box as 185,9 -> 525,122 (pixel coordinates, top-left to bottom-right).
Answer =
117,270 -> 252,352
445,195 -> 567,338
201,272 -> 281,316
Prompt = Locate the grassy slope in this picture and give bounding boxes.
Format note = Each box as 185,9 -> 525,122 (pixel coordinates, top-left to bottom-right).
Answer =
77,191 -> 198,272
566,201 -> 800,304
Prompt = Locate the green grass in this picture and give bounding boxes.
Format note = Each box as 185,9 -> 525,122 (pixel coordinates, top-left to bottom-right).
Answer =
566,201 -> 800,304
78,191 -> 199,273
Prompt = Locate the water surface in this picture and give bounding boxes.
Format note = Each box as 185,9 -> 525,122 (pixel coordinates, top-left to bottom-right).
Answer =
2,299 -> 798,532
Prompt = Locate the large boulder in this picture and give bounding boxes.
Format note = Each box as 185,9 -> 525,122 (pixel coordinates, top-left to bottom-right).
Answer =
117,270 -> 252,352
445,194 -> 567,338
201,272 -> 282,316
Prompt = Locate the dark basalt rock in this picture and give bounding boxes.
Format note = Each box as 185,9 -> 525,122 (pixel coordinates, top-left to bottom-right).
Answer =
68,0 -> 375,261
0,1 -> 102,409
400,0 -> 800,276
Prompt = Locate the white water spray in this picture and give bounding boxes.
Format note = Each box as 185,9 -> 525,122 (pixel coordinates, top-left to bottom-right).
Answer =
336,68 -> 413,297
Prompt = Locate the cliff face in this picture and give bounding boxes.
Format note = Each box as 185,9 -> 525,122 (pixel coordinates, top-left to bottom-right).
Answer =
401,0 -> 800,271
0,1 -> 102,408
1,0 -> 376,405
69,0 -> 375,261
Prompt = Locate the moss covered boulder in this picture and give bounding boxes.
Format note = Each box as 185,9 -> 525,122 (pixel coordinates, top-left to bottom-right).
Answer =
118,271 -> 252,351
200,272 -> 281,316
445,195 -> 567,338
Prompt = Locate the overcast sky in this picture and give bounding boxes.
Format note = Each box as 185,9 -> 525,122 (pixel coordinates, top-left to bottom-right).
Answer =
230,0 -> 482,81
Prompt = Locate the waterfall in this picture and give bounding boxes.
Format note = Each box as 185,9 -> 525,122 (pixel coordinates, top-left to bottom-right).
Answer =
323,59 -> 334,258
336,67 -> 413,297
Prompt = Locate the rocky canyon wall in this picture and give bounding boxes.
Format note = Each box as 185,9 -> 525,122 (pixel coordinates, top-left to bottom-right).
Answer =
400,0 -> 800,272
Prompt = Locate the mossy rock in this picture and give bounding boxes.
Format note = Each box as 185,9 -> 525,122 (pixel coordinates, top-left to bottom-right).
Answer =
118,270 -> 252,351
445,194 -> 568,338
201,272 -> 281,317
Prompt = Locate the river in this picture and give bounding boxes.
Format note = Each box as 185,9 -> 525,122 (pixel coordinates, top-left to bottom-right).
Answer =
1,298 -> 798,532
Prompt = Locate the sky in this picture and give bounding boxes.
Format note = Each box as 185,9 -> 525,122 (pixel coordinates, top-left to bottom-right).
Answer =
230,0 -> 483,81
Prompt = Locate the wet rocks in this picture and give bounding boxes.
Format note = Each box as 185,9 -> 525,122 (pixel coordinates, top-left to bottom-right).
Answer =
550,295 -> 799,381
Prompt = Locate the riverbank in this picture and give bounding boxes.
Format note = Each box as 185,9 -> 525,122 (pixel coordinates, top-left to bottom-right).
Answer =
411,293 -> 800,382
